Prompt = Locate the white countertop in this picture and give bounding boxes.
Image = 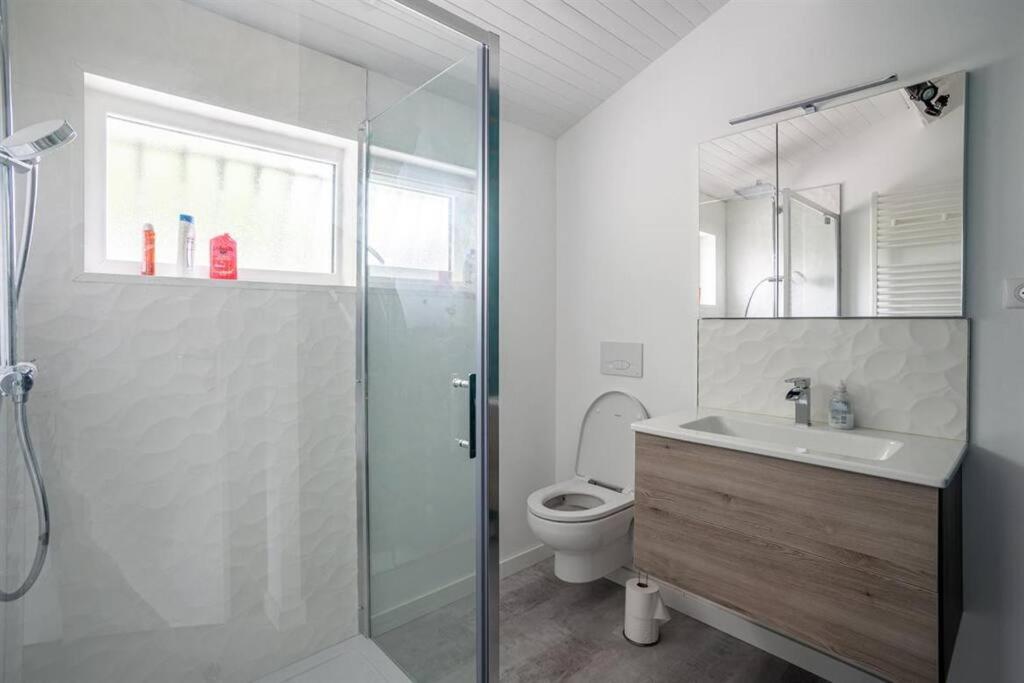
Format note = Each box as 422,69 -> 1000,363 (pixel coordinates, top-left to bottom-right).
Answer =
631,408 -> 966,488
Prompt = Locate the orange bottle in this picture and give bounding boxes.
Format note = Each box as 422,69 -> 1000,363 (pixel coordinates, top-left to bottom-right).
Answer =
209,233 -> 237,280
141,223 -> 155,276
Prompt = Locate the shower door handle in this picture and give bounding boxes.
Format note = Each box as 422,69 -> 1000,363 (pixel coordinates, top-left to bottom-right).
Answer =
452,373 -> 477,460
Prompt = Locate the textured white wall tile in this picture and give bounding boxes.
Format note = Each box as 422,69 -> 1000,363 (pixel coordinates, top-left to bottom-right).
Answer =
7,1 -> 363,681
698,318 -> 969,440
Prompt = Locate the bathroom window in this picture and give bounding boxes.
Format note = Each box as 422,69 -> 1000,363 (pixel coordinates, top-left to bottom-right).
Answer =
368,181 -> 452,275
699,231 -> 718,306
366,154 -> 477,283
83,74 -> 356,286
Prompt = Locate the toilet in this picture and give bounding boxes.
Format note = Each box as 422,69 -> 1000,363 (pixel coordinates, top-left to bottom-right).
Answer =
527,391 -> 649,583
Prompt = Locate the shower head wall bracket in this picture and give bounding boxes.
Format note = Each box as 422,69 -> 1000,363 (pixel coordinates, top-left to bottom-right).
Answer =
0,149 -> 32,172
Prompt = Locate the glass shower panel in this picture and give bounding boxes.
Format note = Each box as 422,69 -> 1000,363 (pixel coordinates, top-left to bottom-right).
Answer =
782,187 -> 841,317
364,52 -> 481,682
777,117 -> 842,318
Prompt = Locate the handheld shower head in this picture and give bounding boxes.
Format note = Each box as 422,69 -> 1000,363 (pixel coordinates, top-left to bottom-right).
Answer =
0,120 -> 76,170
3,119 -> 78,298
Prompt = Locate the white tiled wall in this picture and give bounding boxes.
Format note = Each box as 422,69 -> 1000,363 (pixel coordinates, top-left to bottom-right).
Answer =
9,2 -> 364,680
698,318 -> 969,440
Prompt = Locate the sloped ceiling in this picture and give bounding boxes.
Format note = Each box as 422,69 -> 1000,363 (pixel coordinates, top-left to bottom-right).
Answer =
187,0 -> 729,138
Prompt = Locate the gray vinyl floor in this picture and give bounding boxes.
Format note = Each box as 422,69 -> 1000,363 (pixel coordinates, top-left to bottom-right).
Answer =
375,559 -> 826,683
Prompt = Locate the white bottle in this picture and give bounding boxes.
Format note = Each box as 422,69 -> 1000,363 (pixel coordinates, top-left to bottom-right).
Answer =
829,380 -> 855,430
177,213 -> 196,275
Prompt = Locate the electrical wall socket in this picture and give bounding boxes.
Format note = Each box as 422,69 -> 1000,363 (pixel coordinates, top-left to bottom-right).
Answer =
1004,278 -> 1024,309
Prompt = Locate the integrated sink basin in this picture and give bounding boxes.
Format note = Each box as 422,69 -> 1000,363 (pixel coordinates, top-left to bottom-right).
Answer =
634,408 -> 966,488
677,415 -> 903,461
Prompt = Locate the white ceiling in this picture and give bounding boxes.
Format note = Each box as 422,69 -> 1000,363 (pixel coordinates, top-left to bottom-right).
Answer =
187,0 -> 728,138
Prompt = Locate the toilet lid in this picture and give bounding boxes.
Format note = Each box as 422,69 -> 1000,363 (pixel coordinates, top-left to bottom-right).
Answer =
575,391 -> 649,491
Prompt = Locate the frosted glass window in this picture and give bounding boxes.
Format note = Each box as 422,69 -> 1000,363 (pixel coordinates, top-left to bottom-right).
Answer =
368,182 -> 452,273
699,230 -> 717,306
106,116 -> 336,274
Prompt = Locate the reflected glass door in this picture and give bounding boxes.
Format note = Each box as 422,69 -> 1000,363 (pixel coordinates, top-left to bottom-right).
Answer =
362,51 -> 486,683
781,187 -> 841,317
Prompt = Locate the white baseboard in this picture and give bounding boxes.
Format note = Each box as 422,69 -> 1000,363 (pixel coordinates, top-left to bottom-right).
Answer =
372,544 -> 552,634
607,568 -> 884,683
500,544 -> 554,578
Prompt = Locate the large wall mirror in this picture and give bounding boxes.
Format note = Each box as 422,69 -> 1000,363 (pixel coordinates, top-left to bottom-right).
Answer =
698,72 -> 965,318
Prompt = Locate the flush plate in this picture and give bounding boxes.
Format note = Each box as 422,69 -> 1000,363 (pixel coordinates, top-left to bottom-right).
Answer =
601,341 -> 643,378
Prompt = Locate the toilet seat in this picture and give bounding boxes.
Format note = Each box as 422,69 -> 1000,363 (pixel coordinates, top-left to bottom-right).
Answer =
527,477 -> 634,524
526,391 -> 649,582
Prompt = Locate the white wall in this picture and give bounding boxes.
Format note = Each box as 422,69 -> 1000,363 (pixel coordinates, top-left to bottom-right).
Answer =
556,0 -> 1024,679
1,0 -> 557,680
723,196 -> 774,317
498,126 -> 557,566
953,50 -> 1024,683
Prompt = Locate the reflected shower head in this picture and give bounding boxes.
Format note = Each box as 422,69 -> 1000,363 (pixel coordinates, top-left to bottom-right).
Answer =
0,120 -> 76,170
734,180 -> 775,200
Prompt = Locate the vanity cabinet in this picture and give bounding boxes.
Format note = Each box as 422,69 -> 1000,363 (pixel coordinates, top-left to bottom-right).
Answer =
634,433 -> 962,683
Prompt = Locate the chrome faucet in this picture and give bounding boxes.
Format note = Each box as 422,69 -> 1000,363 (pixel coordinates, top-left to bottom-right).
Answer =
785,377 -> 811,426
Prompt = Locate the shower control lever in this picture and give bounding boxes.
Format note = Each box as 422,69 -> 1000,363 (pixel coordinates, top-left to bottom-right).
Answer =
0,362 -> 37,403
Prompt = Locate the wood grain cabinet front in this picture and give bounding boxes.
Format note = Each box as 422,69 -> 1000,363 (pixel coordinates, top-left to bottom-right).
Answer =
634,433 -> 962,683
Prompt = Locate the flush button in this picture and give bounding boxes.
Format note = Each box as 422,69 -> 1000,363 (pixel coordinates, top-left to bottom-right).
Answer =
601,341 -> 643,378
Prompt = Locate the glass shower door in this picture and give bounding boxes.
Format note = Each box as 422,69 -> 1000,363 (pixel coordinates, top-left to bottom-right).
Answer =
360,40 -> 494,682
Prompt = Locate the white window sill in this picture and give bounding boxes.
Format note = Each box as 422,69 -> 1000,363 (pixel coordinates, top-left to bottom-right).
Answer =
75,271 -> 353,294
73,271 -> 478,297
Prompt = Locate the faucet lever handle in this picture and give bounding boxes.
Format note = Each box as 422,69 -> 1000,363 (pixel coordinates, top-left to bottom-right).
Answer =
785,377 -> 810,389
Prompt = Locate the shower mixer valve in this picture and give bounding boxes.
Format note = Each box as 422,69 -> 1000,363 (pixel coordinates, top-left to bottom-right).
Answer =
0,362 -> 37,402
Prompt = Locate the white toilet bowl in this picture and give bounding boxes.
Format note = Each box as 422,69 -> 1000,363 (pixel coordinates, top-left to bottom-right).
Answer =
527,391 -> 648,584
527,479 -> 635,582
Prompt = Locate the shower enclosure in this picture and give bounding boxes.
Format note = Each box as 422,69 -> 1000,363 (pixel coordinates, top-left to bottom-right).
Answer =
0,0 -> 498,681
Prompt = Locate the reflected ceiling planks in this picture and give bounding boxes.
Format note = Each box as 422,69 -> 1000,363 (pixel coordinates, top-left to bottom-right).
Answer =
701,89 -> 911,200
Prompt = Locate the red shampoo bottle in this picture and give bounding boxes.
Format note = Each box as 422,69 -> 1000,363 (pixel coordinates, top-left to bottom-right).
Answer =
209,233 -> 237,280
141,223 -> 156,276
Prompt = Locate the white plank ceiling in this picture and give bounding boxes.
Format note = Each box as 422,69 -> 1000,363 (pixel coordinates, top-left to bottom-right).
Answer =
187,0 -> 728,138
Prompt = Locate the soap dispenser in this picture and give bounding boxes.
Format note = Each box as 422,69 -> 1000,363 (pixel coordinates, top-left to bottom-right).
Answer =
829,380 -> 855,430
